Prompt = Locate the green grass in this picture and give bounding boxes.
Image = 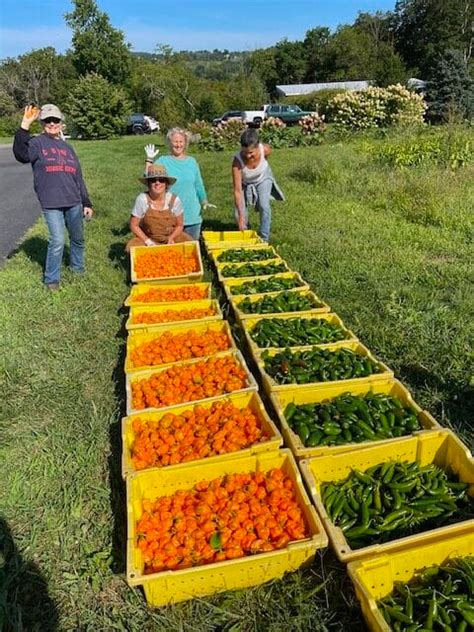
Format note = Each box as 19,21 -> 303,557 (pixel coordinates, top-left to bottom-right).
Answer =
0,136 -> 12,145
1,130 -> 473,631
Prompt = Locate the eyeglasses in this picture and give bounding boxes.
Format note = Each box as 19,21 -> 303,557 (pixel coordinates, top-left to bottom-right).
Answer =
149,177 -> 167,184
43,117 -> 61,124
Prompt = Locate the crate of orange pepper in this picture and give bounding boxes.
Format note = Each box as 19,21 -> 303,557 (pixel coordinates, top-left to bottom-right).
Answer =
125,320 -> 237,374
124,282 -> 212,307
126,448 -> 328,606
126,349 -> 257,415
130,243 -> 204,284
121,391 -> 282,478
125,299 -> 222,331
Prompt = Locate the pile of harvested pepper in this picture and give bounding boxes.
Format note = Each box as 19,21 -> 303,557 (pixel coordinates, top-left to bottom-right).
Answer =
378,556 -> 474,630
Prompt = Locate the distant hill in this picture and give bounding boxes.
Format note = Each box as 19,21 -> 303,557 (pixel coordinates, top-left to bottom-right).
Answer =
132,49 -> 248,80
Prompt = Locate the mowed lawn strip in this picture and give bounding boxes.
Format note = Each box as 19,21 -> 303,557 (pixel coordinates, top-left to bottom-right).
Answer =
0,131 -> 472,630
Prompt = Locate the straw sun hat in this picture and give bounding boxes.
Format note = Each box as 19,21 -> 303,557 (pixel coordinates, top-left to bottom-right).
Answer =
139,164 -> 177,185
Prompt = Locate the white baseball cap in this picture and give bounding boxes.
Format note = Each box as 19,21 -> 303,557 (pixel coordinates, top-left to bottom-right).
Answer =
39,104 -> 63,121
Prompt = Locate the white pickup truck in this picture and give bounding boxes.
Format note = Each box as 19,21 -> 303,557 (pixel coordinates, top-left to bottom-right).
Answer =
212,108 -> 267,127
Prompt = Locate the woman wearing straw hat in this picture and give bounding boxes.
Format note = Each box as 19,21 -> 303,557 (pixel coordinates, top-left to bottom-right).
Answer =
12,103 -> 93,290
125,164 -> 192,252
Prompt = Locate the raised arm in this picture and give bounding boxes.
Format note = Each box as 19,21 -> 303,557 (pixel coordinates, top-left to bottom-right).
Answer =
13,105 -> 40,164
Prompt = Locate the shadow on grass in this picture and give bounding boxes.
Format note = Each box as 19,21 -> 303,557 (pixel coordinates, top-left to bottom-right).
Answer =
12,235 -> 48,267
111,223 -> 130,238
0,517 -> 59,631
107,312 -> 128,575
202,218 -> 236,232
109,241 -> 130,281
401,363 -> 474,442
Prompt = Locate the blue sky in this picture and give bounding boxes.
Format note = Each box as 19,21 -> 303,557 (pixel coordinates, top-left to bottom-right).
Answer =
0,0 -> 396,59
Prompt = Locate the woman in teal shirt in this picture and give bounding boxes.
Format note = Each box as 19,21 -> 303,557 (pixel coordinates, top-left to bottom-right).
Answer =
145,129 -> 214,240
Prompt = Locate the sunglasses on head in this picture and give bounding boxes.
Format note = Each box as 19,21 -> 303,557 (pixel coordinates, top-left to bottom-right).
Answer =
43,117 -> 61,124
149,177 -> 167,184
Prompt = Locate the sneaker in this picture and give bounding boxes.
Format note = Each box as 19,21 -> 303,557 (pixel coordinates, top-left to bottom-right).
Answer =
46,282 -> 60,291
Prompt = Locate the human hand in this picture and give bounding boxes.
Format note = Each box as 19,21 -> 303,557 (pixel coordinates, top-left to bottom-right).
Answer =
145,238 -> 156,246
83,207 -> 93,220
202,201 -> 217,210
21,104 -> 40,130
167,236 -> 175,244
144,144 -> 159,160
238,215 -> 247,231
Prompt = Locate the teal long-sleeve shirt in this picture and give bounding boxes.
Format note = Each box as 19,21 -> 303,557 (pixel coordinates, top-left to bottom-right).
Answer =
156,155 -> 207,226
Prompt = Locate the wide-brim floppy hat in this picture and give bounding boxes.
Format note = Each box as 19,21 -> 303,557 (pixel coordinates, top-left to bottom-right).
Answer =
139,164 -> 177,185
39,103 -> 64,121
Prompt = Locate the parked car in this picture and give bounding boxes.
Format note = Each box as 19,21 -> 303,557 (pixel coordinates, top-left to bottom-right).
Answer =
127,113 -> 160,135
212,110 -> 245,127
264,104 -> 314,125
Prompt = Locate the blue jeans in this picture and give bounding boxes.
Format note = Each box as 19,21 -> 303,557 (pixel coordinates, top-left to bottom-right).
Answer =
42,205 -> 84,284
234,179 -> 273,242
184,223 -> 202,241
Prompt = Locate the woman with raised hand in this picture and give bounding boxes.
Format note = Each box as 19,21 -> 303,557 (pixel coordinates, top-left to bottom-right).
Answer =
144,128 -> 215,241
125,164 -> 192,252
232,128 -> 284,243
13,104 -> 93,290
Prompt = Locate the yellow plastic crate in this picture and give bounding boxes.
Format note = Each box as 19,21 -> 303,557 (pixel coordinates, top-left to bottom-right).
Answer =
125,320 -> 237,374
130,242 -> 204,284
124,282 -> 212,307
348,525 -> 474,632
216,257 -> 290,282
126,449 -> 328,606
254,341 -> 393,397
231,289 -> 331,324
299,430 -> 474,563
125,299 -> 223,331
270,378 -> 441,459
242,312 -> 358,356
121,391 -> 283,478
202,230 -> 263,250
209,244 -> 280,266
222,272 -> 310,301
126,349 -> 258,415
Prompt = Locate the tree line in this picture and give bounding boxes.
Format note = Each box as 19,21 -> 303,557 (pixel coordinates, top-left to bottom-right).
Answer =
0,0 -> 472,138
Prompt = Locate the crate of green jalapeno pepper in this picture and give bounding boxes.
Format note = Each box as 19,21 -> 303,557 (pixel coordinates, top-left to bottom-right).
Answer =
255,342 -> 393,398
210,245 -> 280,265
241,312 -> 357,355
231,290 -> 331,323
299,430 -> 474,563
216,258 -> 290,281
270,379 -> 440,459
223,272 -> 310,300
347,525 -> 474,632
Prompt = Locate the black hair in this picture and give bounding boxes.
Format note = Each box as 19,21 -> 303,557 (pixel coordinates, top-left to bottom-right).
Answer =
240,128 -> 259,148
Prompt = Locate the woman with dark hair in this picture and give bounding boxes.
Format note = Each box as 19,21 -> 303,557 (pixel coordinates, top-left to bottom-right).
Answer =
232,128 -> 284,243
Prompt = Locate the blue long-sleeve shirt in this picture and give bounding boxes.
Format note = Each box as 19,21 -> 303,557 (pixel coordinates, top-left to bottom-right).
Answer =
156,155 -> 206,226
13,128 -> 92,209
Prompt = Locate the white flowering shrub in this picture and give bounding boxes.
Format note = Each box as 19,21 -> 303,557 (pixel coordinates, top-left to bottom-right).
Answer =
329,84 -> 426,130
298,112 -> 327,136
262,116 -> 286,129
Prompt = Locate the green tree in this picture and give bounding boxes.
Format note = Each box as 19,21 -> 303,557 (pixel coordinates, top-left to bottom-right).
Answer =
224,73 -> 268,110
324,25 -> 375,81
245,48 -> 278,94
67,73 -> 131,139
274,39 -> 307,85
394,0 -> 474,76
303,27 -> 331,81
65,0 -> 132,84
0,47 -> 74,107
426,49 -> 474,121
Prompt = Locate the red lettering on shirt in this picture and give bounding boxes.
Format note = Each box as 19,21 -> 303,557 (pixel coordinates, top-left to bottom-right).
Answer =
45,165 -> 65,172
64,165 -> 76,173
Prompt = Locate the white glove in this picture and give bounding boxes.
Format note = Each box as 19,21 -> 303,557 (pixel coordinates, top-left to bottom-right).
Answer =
144,144 -> 159,160
144,238 -> 156,246
202,201 -> 217,210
